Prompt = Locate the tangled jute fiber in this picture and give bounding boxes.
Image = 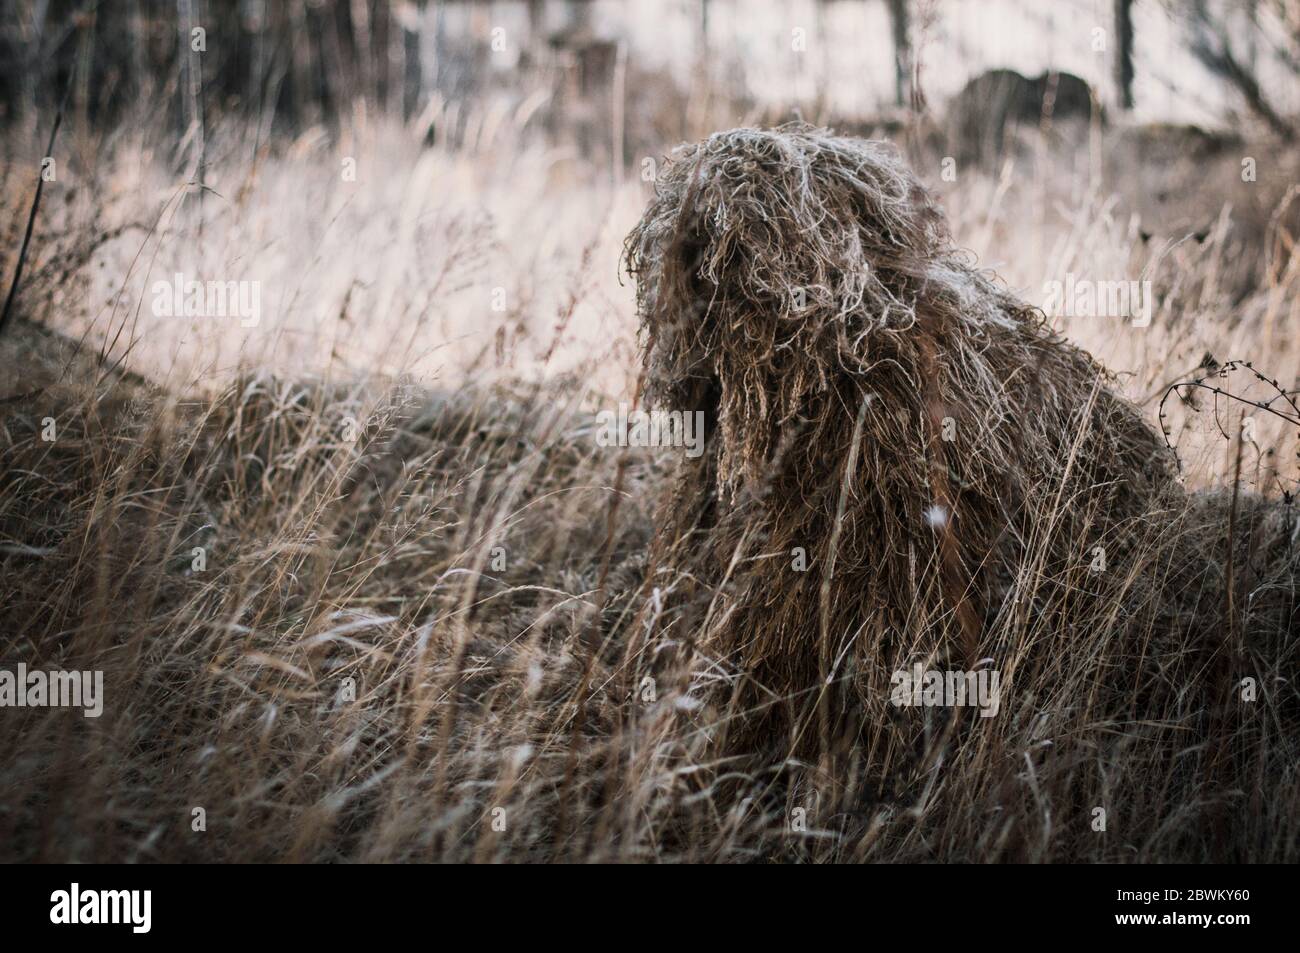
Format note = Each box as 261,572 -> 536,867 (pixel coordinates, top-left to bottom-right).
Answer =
623,125 -> 1297,766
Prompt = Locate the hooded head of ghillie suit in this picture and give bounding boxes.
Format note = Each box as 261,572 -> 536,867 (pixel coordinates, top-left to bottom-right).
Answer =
623,125 -> 1201,765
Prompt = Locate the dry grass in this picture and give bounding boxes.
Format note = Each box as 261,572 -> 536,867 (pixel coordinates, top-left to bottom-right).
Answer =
0,113 -> 1297,862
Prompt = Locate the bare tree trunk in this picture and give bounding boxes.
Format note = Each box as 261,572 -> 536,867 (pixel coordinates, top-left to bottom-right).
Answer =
611,38 -> 626,185
290,0 -> 311,125
1188,1 -> 1295,140
886,0 -> 912,110
1114,0 -> 1134,110
351,0 -> 373,107
179,0 -> 205,237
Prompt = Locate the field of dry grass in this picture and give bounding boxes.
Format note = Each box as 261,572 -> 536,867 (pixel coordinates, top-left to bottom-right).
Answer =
1,96 -> 1297,862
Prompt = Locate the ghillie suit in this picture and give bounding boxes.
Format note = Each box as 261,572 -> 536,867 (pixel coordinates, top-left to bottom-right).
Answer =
622,126 -> 1296,798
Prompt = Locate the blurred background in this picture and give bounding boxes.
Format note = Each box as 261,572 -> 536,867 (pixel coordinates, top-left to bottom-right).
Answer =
4,1 -> 1299,151
1,0 -> 1298,486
